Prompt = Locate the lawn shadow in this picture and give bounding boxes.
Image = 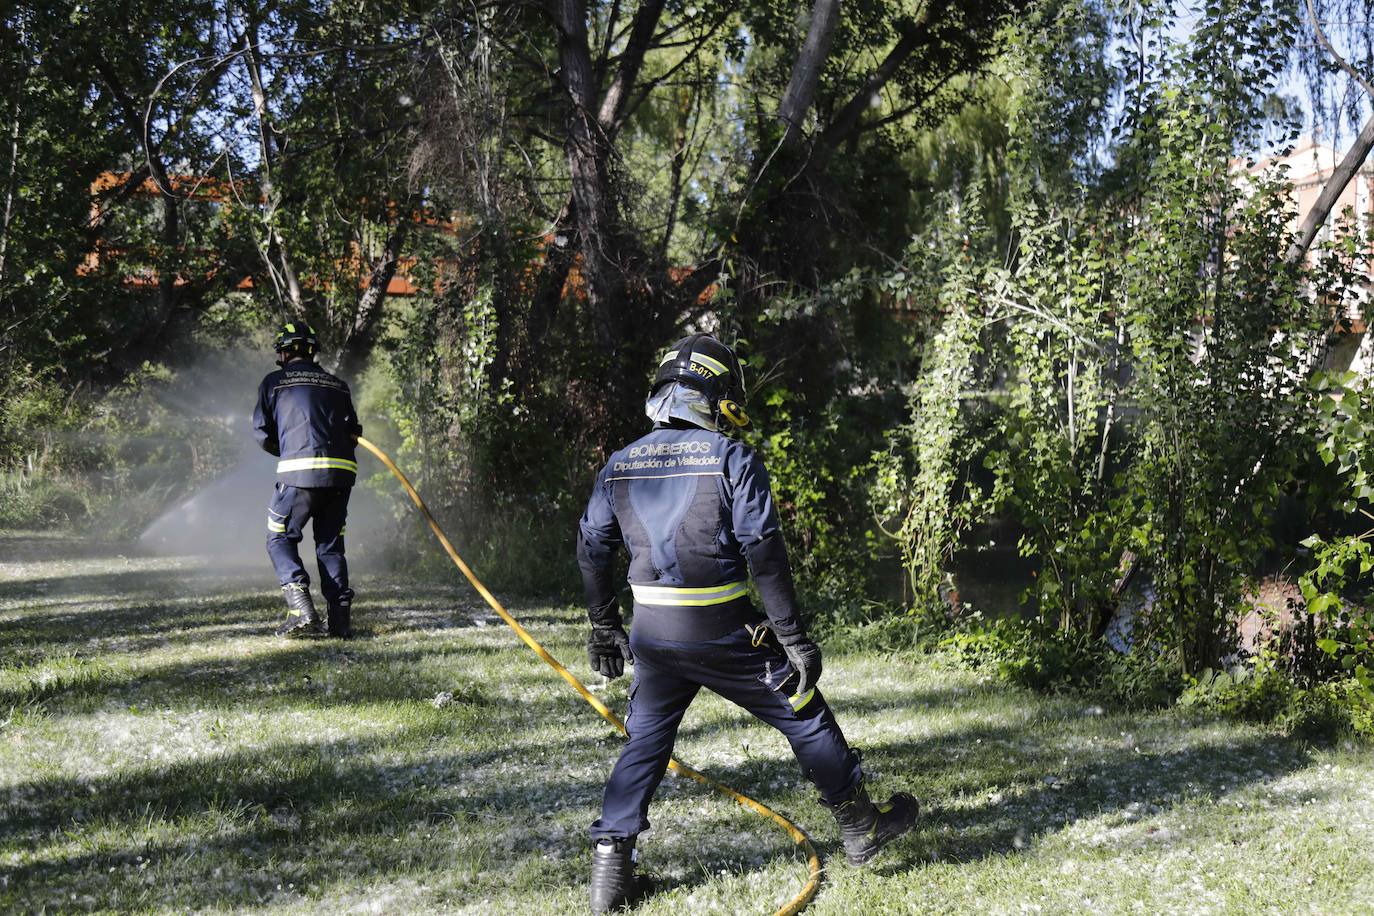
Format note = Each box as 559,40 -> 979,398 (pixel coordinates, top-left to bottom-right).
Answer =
1,708 -> 826,911
653,708 -> 1317,882
0,723 -> 615,910
845,720 -> 1313,873
4,645 -> 470,709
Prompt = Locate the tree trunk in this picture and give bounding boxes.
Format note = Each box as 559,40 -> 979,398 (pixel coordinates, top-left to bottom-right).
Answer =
1285,114 -> 1374,265
0,11 -> 25,304
660,86 -> 692,260
551,0 -> 621,353
815,6 -> 942,158
777,0 -> 842,147
597,0 -> 667,135
1290,0 -> 1374,266
153,183 -> 180,339
333,216 -> 411,380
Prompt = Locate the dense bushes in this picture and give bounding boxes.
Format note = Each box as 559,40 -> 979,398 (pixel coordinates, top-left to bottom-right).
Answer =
926,614 -> 1374,739
1178,662 -> 1374,740
0,359 -> 239,536
937,616 -> 1181,708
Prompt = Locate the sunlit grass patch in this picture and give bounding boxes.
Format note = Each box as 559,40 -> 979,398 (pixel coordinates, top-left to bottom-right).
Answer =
2,534 -> 1373,913
0,651 -> 125,709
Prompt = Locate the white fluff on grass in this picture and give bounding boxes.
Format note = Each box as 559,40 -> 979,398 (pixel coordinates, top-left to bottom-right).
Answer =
3,546 -> 1374,914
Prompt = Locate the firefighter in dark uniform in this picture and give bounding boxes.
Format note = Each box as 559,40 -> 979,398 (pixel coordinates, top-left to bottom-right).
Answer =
252,322 -> 362,638
577,334 -> 919,912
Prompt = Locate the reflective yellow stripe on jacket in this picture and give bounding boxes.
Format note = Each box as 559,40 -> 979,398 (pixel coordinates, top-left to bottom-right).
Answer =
276,456 -> 358,474
630,581 -> 747,607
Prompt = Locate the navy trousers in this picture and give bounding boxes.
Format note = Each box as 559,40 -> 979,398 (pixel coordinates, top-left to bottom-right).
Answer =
266,483 -> 352,607
591,624 -> 862,840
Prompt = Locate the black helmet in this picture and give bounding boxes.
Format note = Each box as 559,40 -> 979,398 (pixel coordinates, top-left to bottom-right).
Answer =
651,334 -> 750,429
272,321 -> 319,360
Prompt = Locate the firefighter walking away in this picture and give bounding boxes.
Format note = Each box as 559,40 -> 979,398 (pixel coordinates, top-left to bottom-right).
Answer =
577,334 -> 919,912
253,322 -> 362,638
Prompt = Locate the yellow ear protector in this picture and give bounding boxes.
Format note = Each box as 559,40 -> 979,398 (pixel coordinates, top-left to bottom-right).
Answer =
718,398 -> 750,429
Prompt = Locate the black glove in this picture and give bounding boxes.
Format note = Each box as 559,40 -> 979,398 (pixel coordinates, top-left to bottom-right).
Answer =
587,625 -> 633,679
777,633 -> 822,696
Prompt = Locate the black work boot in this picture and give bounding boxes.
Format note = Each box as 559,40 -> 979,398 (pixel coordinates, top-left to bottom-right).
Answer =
824,780 -> 920,866
589,837 -> 653,913
326,596 -> 353,638
275,582 -> 321,637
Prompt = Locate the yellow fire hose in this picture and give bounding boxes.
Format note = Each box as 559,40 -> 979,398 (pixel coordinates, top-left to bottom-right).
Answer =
355,436 -> 821,915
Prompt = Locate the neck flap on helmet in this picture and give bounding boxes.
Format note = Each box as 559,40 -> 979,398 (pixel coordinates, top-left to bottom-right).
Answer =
645,381 -> 717,431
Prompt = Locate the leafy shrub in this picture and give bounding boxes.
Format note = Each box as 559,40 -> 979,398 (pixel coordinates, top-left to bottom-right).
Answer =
1178,662 -> 1294,722
0,357 -> 241,536
1096,649 -> 1183,709
1179,657 -> 1374,740
1299,531 -> 1374,695
816,603 -> 950,655
0,470 -> 91,527
933,613 -> 1184,708
939,618 -> 1098,692
1278,682 -> 1354,739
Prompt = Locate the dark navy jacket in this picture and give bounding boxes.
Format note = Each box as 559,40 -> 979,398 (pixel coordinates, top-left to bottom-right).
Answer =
577,424 -> 805,642
252,359 -> 361,487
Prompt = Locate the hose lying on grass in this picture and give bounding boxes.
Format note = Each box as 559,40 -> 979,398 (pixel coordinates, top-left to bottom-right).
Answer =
355,435 -> 821,915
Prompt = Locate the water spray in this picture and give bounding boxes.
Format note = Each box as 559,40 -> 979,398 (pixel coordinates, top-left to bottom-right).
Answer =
354,435 -> 821,915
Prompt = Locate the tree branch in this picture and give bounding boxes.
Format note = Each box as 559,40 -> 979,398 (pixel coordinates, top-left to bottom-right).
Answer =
614,8 -> 731,132
241,27 -> 306,314
595,0 -> 623,78
817,8 -> 941,149
777,0 -> 842,147
333,211 -> 412,378
1287,0 -> 1374,265
596,0 -> 667,133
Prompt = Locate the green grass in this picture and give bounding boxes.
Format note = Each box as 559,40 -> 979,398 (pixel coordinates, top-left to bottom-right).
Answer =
2,532 -> 1372,914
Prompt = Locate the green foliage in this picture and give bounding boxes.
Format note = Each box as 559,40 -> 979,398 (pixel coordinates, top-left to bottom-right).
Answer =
1281,678 -> 1374,740
1179,655 -> 1374,740
868,191 -> 997,611
726,257 -> 920,615
941,617 -> 1099,691
0,470 -> 90,527
813,603 -> 944,655
1293,356 -> 1374,696
866,0 -> 1343,677
375,259 -> 593,595
1095,648 -> 1185,709
5,0 -> 1374,761
983,194 -> 1126,631
1179,659 -> 1294,722
937,614 -> 1182,707
0,370 -> 105,526
0,356 -> 238,535
1298,531 -> 1374,695
1114,85 -> 1326,670
749,381 -> 870,606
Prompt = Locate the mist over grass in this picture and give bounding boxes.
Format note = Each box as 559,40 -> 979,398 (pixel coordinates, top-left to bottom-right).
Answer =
0,343 -> 420,577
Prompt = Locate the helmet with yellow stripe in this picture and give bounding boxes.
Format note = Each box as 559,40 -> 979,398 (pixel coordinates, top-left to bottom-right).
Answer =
272,321 -> 319,362
651,334 -> 749,429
